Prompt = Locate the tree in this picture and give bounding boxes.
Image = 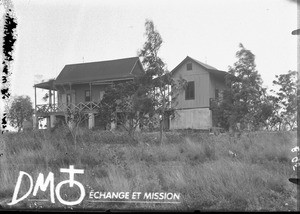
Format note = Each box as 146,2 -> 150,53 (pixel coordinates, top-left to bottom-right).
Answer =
98,79 -> 154,141
212,43 -> 270,131
265,94 -> 283,130
211,89 -> 232,131
138,19 -> 185,144
64,108 -> 90,148
270,70 -> 297,130
6,95 -> 34,132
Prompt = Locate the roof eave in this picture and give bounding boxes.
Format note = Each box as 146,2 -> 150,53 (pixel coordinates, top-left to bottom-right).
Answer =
208,69 -> 228,77
54,77 -> 135,86
34,79 -> 56,90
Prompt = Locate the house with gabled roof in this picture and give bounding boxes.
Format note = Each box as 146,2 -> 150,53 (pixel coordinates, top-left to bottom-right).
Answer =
34,55 -> 227,131
33,57 -> 145,129
170,56 -> 228,130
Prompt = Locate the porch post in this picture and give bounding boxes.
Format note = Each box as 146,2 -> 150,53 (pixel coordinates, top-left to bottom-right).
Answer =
50,115 -> 56,128
89,82 -> 92,102
49,89 -> 52,106
53,90 -> 56,109
33,86 -> 38,129
88,113 -> 95,129
69,83 -> 72,109
34,86 -> 37,111
110,121 -> 116,131
46,116 -> 50,130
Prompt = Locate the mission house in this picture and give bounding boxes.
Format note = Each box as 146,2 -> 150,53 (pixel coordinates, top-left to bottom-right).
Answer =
33,56 -> 227,130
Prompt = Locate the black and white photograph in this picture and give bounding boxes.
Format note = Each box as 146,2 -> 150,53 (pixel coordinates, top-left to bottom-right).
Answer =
0,0 -> 299,211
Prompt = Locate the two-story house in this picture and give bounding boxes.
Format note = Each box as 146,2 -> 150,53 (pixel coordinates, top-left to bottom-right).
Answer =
34,56 -> 227,131
170,56 -> 227,130
33,57 -> 145,129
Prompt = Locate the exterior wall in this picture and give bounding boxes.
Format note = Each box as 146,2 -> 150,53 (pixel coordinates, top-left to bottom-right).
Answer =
170,108 -> 212,130
172,60 -> 211,109
171,60 -> 226,130
57,84 -> 106,106
72,84 -> 106,104
56,86 -> 75,107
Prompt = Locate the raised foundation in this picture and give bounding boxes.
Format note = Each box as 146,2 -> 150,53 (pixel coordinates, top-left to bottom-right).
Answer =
170,108 -> 212,130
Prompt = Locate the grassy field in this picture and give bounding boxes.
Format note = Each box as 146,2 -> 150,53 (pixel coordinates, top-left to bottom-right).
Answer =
0,128 -> 298,211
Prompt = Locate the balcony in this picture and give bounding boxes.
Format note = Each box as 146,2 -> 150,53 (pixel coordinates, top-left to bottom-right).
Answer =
35,101 -> 101,116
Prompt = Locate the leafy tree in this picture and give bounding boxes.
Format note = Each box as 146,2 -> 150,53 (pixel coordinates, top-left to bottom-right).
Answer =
251,99 -> 273,130
212,43 -> 270,131
265,94 -> 283,130
211,89 -> 232,131
6,95 -> 34,132
138,19 -> 185,144
99,79 -> 154,141
270,70 -> 297,130
138,19 -> 166,143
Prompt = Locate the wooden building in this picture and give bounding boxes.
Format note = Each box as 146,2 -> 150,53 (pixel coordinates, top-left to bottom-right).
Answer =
33,57 -> 145,129
34,56 -> 228,131
170,56 -> 227,130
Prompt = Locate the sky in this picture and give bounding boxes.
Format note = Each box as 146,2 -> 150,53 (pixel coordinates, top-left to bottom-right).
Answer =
0,0 -> 298,117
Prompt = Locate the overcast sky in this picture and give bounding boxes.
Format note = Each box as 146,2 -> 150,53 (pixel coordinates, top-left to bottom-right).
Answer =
1,0 -> 298,107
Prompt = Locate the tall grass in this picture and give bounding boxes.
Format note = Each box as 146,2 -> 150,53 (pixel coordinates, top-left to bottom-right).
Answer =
0,129 -> 297,211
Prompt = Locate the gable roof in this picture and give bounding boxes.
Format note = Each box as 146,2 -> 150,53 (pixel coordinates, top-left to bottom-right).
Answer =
55,57 -> 144,85
171,56 -> 228,78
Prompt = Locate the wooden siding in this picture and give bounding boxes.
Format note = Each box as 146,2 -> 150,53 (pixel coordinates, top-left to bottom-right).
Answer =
57,84 -> 106,106
56,86 -> 75,107
173,60 -> 211,109
72,84 -> 106,104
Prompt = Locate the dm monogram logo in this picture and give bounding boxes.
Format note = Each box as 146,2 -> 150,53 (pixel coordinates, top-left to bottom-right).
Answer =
8,165 -> 85,206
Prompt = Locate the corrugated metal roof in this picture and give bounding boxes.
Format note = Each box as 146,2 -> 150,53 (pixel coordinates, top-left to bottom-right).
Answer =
55,57 -> 142,85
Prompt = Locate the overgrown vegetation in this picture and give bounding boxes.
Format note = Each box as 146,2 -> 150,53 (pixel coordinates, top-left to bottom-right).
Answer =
268,70 -> 297,130
96,19 -> 185,144
0,130 -> 297,211
211,44 -> 298,132
5,95 -> 34,132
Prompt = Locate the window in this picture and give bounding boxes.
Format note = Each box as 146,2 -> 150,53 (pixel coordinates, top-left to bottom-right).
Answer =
187,63 -> 192,70
185,81 -> 195,100
85,90 -> 91,102
67,94 -> 71,106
